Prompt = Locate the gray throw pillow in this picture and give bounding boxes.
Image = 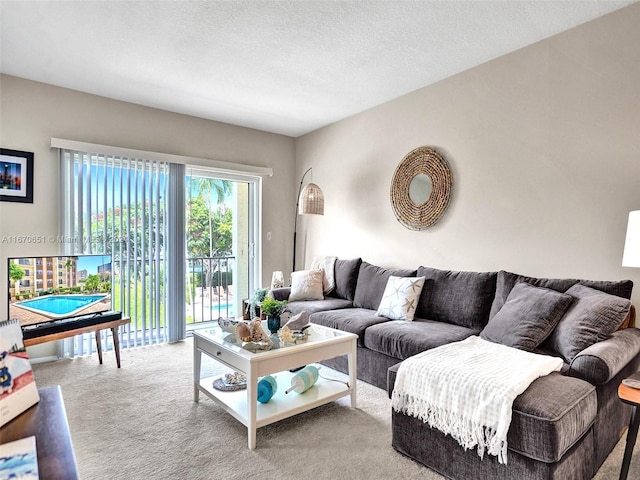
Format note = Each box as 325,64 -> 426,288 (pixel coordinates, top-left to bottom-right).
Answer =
415,266 -> 497,330
329,258 -> 362,301
543,284 -> 632,363
489,270 -> 633,320
353,262 -> 416,310
480,282 -> 574,352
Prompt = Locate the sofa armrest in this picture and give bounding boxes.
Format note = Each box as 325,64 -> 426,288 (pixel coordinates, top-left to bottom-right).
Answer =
269,287 -> 291,301
568,328 -> 640,385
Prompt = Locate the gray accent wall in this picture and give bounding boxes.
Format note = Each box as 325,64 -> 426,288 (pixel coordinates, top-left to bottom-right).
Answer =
294,4 -> 640,306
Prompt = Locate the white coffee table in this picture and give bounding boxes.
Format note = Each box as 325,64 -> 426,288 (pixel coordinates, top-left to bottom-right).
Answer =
193,322 -> 357,449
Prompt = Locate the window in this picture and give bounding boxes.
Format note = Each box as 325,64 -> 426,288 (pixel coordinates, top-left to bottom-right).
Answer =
57,139 -> 269,356
61,149 -> 170,349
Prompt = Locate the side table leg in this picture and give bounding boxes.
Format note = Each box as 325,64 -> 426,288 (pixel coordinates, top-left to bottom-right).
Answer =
247,368 -> 258,449
193,340 -> 201,402
112,326 -> 122,368
95,330 -> 103,364
620,405 -> 640,480
348,340 -> 357,408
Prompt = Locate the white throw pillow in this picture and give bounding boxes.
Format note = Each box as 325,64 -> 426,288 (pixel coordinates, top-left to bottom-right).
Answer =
376,276 -> 426,321
289,269 -> 325,301
310,255 -> 337,294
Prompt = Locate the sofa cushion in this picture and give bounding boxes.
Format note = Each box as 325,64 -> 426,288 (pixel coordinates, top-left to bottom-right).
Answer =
329,258 -> 362,301
365,319 -> 477,360
353,262 -> 416,310
480,283 -> 574,351
387,366 -> 596,463
489,270 -> 633,320
544,284 -> 632,363
289,269 -> 324,301
310,308 -> 390,346
376,276 -> 425,321
508,372 -> 596,463
286,298 -> 353,316
415,267 -> 497,331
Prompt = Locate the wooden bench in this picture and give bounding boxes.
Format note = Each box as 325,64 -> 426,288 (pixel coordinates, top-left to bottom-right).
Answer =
24,317 -> 131,368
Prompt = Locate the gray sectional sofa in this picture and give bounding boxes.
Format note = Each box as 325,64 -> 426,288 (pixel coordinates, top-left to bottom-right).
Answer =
271,258 -> 640,480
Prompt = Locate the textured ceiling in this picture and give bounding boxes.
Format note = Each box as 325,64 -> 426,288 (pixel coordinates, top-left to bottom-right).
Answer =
0,1 -> 636,137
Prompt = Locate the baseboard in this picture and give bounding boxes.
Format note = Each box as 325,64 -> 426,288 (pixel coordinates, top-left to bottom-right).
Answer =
29,355 -> 60,364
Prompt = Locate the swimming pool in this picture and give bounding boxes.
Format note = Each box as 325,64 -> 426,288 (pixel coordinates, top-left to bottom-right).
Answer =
15,294 -> 109,319
211,303 -> 234,316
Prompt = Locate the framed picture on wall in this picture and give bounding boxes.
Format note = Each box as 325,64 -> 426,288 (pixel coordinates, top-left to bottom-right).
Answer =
0,148 -> 34,203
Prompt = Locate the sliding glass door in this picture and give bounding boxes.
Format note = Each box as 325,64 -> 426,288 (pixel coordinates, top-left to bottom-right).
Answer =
185,168 -> 259,329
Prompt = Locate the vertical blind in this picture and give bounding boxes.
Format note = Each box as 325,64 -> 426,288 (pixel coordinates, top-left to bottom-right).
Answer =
60,149 -> 171,353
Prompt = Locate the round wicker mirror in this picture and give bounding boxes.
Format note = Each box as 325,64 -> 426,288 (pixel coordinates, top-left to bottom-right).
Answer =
390,146 -> 452,230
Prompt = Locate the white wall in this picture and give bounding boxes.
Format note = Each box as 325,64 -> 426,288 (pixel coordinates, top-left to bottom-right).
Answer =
295,4 -> 640,304
0,74 -> 296,327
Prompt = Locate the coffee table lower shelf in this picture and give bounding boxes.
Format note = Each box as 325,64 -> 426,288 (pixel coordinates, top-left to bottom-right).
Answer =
197,368 -> 351,429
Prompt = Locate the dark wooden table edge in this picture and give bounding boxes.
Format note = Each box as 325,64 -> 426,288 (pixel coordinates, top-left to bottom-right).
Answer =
0,385 -> 79,480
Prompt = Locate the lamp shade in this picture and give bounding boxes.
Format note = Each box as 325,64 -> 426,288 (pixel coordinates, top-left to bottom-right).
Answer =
298,183 -> 324,215
622,210 -> 640,267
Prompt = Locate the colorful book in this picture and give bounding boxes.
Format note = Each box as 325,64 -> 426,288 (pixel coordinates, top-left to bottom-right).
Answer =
0,319 -> 39,428
0,435 -> 39,480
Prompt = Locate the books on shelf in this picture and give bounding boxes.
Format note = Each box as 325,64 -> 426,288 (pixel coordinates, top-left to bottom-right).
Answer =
0,435 -> 39,479
0,319 -> 40,428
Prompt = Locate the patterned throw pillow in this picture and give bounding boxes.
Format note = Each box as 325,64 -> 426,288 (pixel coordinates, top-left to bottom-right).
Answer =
289,269 -> 325,301
376,276 -> 426,321
310,255 -> 338,294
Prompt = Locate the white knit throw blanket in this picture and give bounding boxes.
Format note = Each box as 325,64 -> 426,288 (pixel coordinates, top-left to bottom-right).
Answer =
391,336 -> 563,464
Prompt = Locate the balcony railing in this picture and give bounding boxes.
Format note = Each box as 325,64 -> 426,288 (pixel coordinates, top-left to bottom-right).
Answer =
186,256 -> 235,327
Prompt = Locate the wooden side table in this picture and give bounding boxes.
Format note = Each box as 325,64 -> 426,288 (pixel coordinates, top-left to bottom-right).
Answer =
618,373 -> 640,480
0,386 -> 78,479
24,317 -> 131,367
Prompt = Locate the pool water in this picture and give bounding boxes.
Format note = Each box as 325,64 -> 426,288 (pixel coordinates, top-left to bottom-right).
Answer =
211,303 -> 234,316
17,294 -> 108,316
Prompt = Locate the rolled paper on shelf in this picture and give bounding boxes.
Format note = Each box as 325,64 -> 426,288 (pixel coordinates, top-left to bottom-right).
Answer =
257,375 -> 277,403
285,365 -> 319,394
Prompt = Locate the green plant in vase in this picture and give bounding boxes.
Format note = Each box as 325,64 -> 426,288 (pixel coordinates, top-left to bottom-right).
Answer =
260,297 -> 288,334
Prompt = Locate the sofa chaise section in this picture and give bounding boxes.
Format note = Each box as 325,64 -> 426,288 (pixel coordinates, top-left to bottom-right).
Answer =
388,270 -> 639,480
389,366 -> 598,479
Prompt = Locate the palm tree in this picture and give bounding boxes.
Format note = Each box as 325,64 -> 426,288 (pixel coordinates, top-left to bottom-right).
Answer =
191,177 -> 232,258
64,259 -> 74,288
9,261 -> 24,298
190,178 -> 232,291
84,274 -> 101,293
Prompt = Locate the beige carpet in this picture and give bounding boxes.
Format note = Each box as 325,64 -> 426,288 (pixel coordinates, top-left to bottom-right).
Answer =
31,338 -> 638,480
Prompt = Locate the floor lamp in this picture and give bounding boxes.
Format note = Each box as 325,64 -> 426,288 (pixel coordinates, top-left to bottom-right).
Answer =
621,211 -> 640,480
293,167 -> 324,272
623,211 -> 640,268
